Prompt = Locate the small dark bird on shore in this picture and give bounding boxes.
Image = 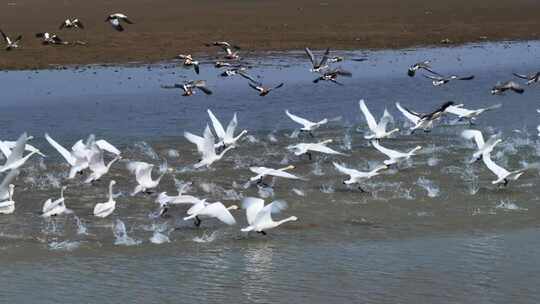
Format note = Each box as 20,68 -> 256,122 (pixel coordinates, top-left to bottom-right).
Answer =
491,81 -> 524,95
59,18 -> 84,30
106,13 -> 134,32
1,30 -> 22,50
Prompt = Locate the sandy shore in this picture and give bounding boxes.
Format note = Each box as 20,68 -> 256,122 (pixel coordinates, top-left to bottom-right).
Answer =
0,0 -> 539,69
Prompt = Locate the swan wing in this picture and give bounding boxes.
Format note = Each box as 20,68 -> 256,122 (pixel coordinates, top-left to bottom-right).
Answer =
396,102 -> 420,124
285,110 -> 313,128
225,113 -> 238,139
376,108 -> 394,132
461,129 -> 485,148
207,109 -> 226,139
0,141 -> 12,158
482,152 -> 509,178
265,169 -> 300,179
241,197 -> 265,225
333,162 -> 360,176
45,133 -> 76,166
95,140 -> 121,155
4,133 -> 27,166
307,143 -> 343,155
202,125 -> 217,158
445,105 -> 470,117
371,140 -> 403,158
201,202 -> 236,225
253,200 -> 287,226
184,131 -> 205,153
0,169 -> 19,199
359,99 -> 378,132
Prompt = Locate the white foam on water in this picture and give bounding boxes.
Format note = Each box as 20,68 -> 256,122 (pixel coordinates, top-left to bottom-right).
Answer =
311,161 -> 325,176
133,141 -> 159,160
113,219 -> 142,246
427,157 -> 440,167
74,215 -> 88,236
416,177 -> 440,198
167,149 -> 180,158
193,231 -> 217,243
48,240 -> 80,251
258,186 -> 274,198
245,135 -> 259,143
150,231 -> 170,244
292,188 -> 305,196
320,184 -> 335,194
496,200 -> 527,211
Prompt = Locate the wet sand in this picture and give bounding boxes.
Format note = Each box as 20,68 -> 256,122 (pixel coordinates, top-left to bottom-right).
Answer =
0,0 -> 540,69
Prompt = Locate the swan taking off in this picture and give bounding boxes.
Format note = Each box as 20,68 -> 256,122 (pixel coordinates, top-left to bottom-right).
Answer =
0,137 -> 45,159
249,165 -> 300,186
371,140 -> 421,166
184,125 -> 234,168
207,109 -> 247,149
461,129 -> 501,162
0,169 -> 19,201
285,110 -> 328,137
333,162 -> 388,193
241,197 -> 297,235
482,151 -> 526,186
93,180 -> 117,218
0,184 -> 15,214
85,147 -> 121,183
395,101 -> 453,133
183,201 -> 238,227
127,161 -> 166,195
0,133 -> 40,173
288,139 -> 343,160
359,99 -> 399,139
445,103 -> 502,125
42,186 -> 69,217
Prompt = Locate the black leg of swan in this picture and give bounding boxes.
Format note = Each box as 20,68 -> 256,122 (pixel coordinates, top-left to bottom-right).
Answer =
309,132 -> 314,138
308,152 -> 312,161
358,186 -> 369,193
257,231 -> 267,235
194,216 -> 201,227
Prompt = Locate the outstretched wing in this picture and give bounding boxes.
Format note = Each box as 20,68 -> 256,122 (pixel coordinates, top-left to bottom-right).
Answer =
285,110 -> 314,128
207,109 -> 226,139
395,102 -> 421,124
461,129 -> 485,148
304,47 -> 316,66
359,99 -> 378,132
333,162 -> 359,176
241,197 -> 265,225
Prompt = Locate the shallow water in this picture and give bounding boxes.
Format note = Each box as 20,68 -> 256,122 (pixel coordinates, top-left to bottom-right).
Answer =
1,41 -> 540,303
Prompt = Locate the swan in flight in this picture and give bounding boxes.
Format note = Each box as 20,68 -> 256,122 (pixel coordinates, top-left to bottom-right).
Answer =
407,60 -> 440,77
59,18 -> 84,30
106,13 -> 133,31
285,110 -> 328,137
207,109 -> 247,149
0,184 -> 15,215
305,47 -> 330,72
0,137 -> 45,158
288,139 -> 343,160
241,197 -> 297,235
0,133 -> 40,173
155,188 -> 203,217
45,133 -> 120,178
0,169 -> 19,201
84,148 -> 122,183
461,129 -> 501,162
445,103 -> 501,125
183,201 -> 238,227
127,161 -> 166,195
93,180 -> 117,218
42,186 -> 70,217
184,125 -> 234,168
371,140 -> 422,166
491,81 -> 524,95
333,162 -> 388,192
249,165 -> 299,185
359,99 -> 399,139
1,29 -> 22,50
482,152 -> 526,186
395,101 -> 454,133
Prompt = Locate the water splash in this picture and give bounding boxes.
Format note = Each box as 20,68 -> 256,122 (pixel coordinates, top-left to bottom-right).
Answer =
416,177 -> 440,198
496,200 -> 527,211
133,141 -> 159,160
113,219 -> 142,246
48,240 -> 80,251
320,184 -> 335,194
292,188 -> 305,196
74,215 -> 88,236
167,149 -> 180,158
150,231 -> 170,244
193,231 -> 217,243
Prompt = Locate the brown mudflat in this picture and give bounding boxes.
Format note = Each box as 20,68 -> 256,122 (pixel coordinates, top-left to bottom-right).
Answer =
0,0 -> 539,69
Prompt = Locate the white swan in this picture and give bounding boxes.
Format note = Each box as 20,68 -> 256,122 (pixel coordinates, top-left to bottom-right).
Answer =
42,186 -> 69,217
371,140 -> 422,166
85,147 -> 121,183
93,180 -> 117,218
288,139 -> 343,160
0,137 -> 45,158
0,184 -> 15,214
333,162 -> 387,192
285,110 -> 328,136
461,129 -> 501,162
183,201 -> 238,227
395,102 -> 431,132
241,198 -> 297,235
184,125 -> 234,168
0,133 -> 39,173
249,165 -> 299,185
482,152 -> 526,186
45,133 -> 120,178
127,161 -> 166,195
0,169 -> 19,200
445,103 -> 501,124
207,109 -> 247,148
359,99 -> 399,139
